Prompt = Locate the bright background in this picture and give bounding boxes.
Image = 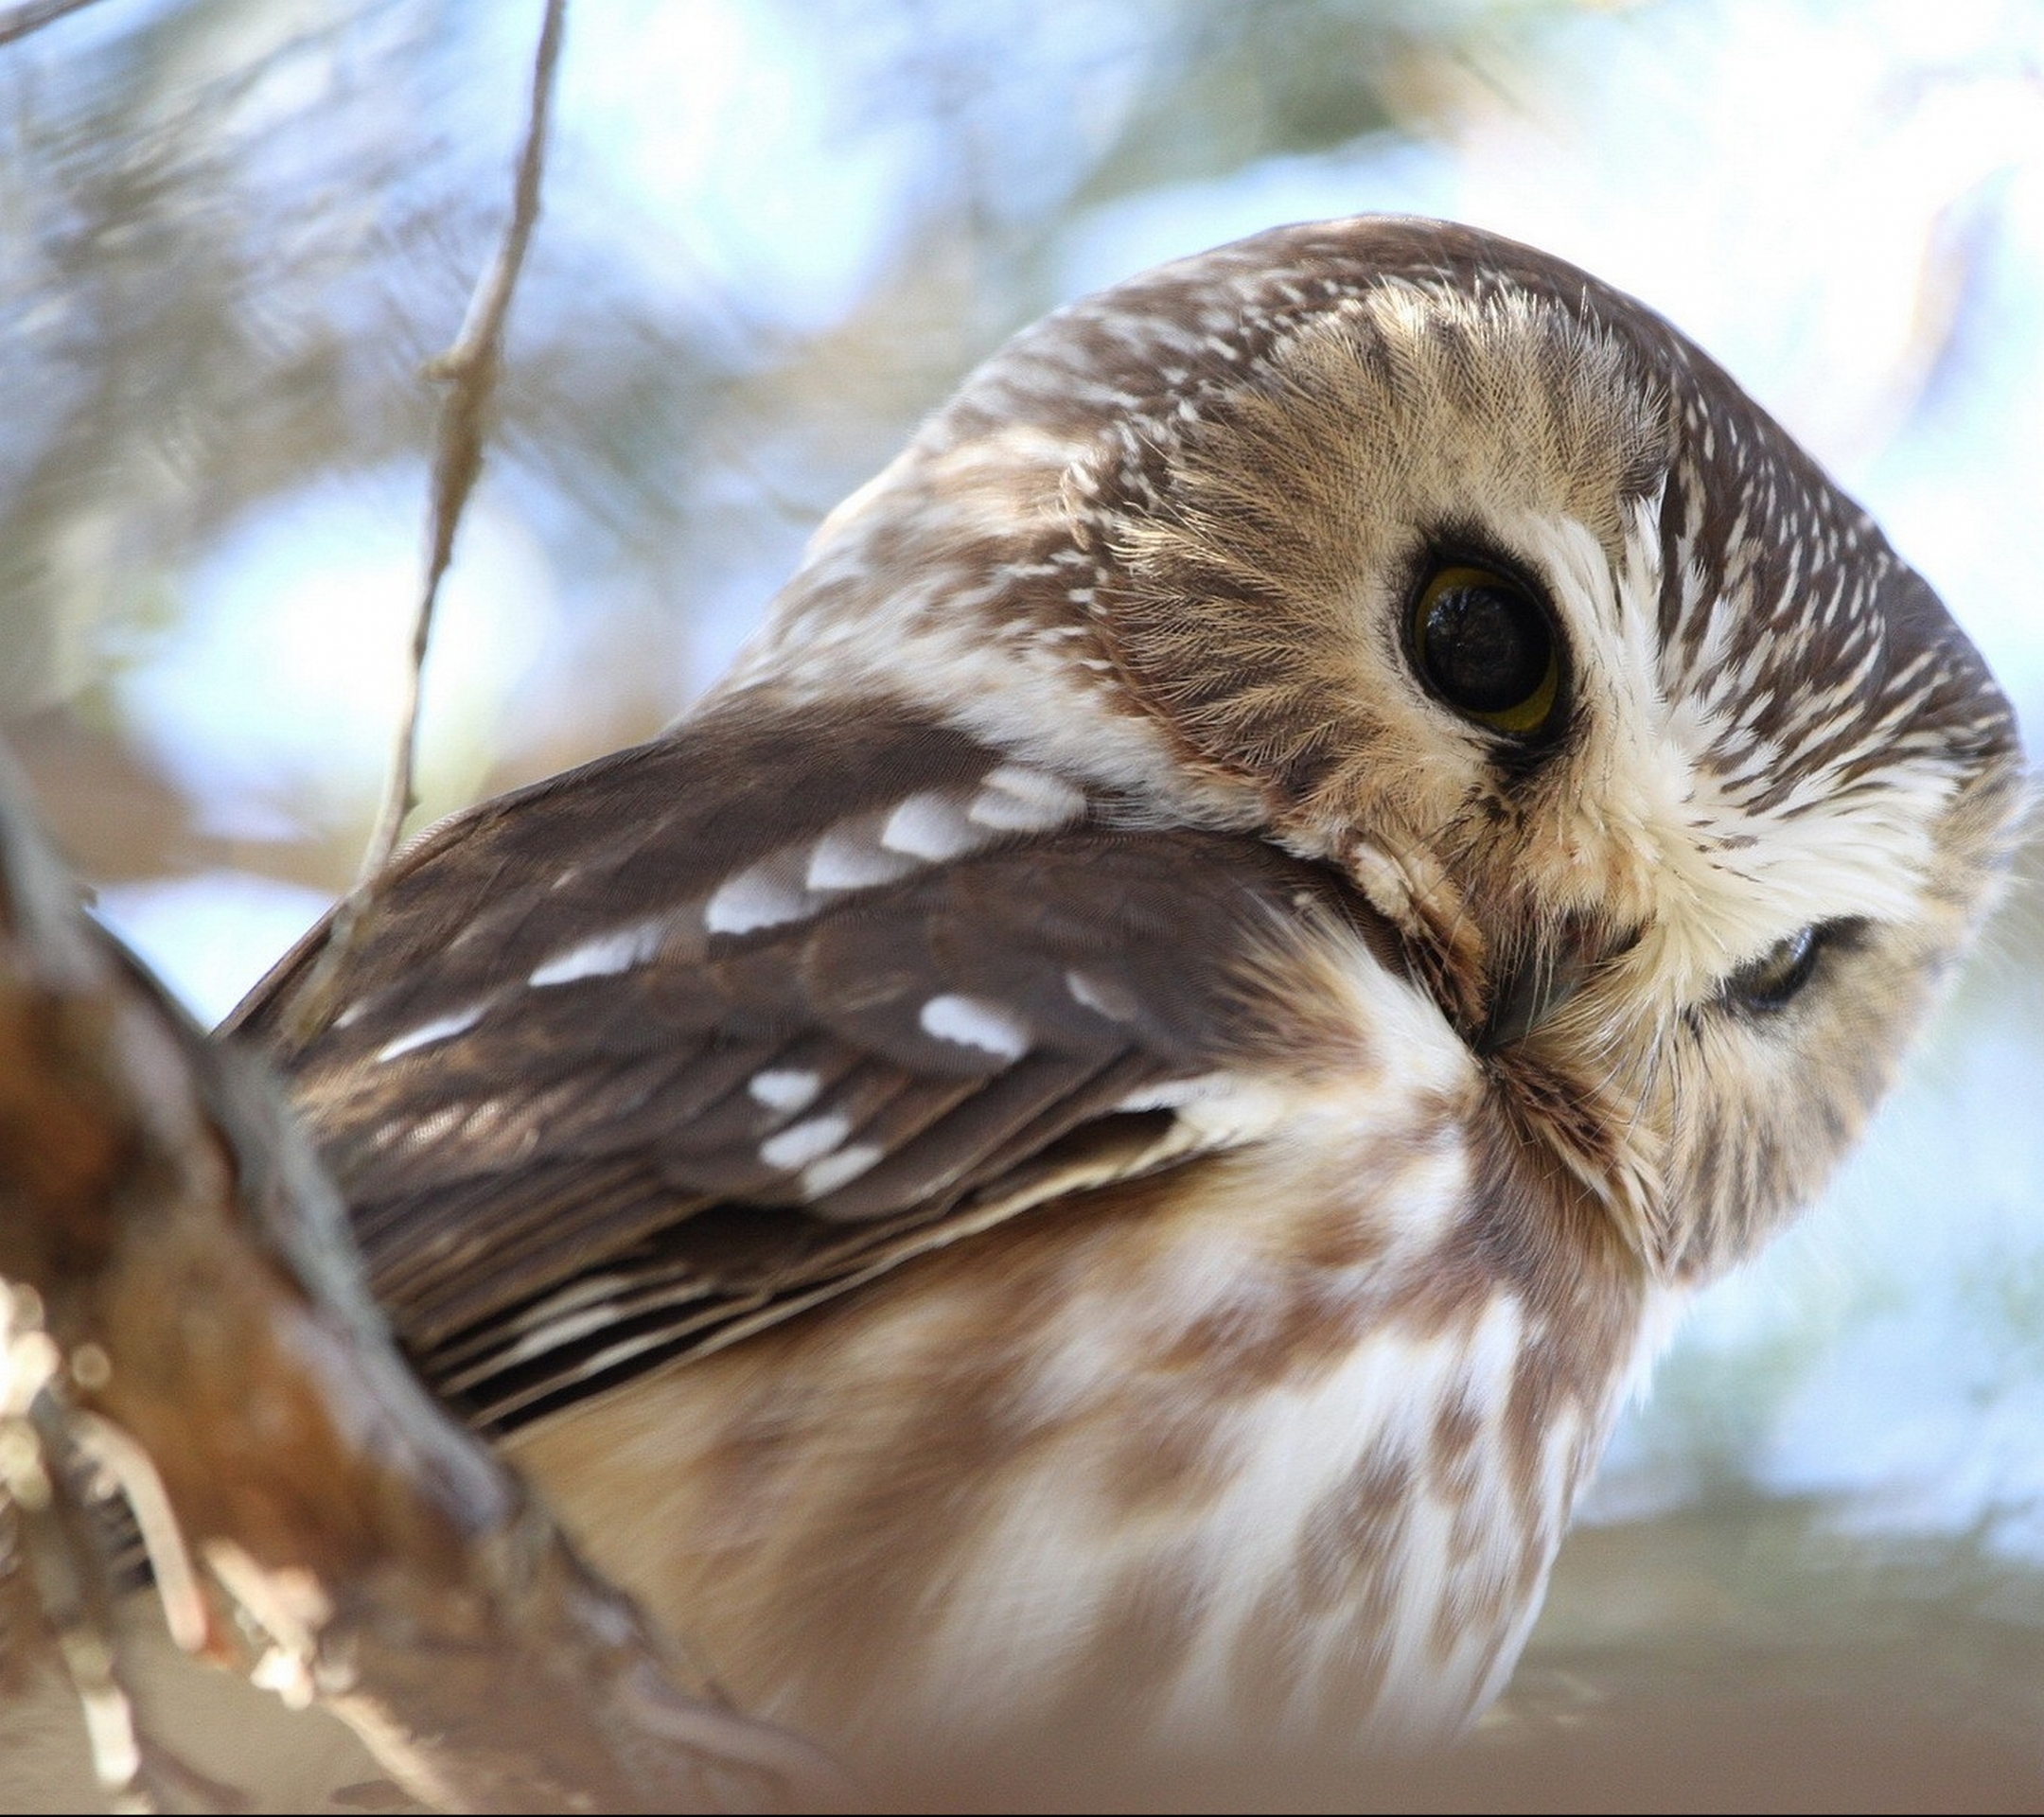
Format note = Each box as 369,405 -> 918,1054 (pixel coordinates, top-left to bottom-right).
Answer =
3,0 -> 2041,1741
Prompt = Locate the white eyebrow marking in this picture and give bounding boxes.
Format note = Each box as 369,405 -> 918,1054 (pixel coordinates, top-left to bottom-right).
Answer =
968,765 -> 1085,832
920,994 -> 1030,1060
530,919 -> 666,986
706,863 -> 812,936
806,827 -> 920,891
761,1113 -> 852,1171
801,1143 -> 884,1198
749,1068 -> 821,1114
881,793 -> 987,862
374,1003 -> 487,1063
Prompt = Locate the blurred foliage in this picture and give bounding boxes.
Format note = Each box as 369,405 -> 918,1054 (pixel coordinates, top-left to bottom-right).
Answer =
0,0 -> 1577,876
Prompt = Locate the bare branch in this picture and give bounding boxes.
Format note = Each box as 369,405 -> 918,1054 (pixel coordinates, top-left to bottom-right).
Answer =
286,0 -> 569,1044
0,740 -> 847,1811
0,0 -> 112,50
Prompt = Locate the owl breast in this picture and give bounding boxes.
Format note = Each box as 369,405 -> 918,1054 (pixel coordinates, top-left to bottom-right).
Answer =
502,921 -> 1659,1766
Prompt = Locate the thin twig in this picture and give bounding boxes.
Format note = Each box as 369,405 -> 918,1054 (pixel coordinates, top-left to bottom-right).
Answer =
0,0 -> 111,49
3,1290 -> 155,1812
69,1411 -> 211,1658
284,0 -> 568,1045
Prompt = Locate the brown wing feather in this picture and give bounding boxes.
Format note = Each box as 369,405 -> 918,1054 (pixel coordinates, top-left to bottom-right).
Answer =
227,696 -> 1394,1430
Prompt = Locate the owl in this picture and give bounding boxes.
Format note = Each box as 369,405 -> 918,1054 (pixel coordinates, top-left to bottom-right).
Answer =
225,218 -> 2020,1774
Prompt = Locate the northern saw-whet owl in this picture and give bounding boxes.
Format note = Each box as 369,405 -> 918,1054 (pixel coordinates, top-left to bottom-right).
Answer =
227,217 -> 2021,1772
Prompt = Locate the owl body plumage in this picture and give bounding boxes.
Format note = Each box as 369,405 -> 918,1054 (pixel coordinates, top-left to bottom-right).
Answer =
229,218 -> 2022,1769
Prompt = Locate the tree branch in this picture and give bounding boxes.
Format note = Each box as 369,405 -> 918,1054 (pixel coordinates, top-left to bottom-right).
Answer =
0,740 -> 845,1811
286,0 -> 569,1045
0,0 -> 112,49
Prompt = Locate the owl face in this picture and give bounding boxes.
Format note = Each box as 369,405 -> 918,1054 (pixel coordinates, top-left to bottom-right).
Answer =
738,217 -> 2022,1284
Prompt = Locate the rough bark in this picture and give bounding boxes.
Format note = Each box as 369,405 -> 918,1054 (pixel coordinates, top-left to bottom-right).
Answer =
0,740 -> 844,1812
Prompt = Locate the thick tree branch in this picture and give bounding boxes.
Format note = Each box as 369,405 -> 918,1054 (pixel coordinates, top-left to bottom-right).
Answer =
0,742 -> 843,1812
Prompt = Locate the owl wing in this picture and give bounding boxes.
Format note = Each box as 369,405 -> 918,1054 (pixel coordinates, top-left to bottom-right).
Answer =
226,697 -> 1397,1432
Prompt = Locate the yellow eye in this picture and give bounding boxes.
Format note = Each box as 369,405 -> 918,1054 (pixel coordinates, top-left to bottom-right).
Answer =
1410,564 -> 1561,737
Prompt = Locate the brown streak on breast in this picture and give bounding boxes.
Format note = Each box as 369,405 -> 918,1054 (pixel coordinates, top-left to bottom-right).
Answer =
1099,1402 -> 1243,1521
1295,1442 -> 1413,1618
508,1055 -> 1648,1761
1036,1548 -> 1216,1747
1430,1388 -> 1482,1479
1145,1270 -> 1372,1393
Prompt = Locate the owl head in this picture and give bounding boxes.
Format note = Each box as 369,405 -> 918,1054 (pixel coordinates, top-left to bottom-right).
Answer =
729,216 -> 2023,1282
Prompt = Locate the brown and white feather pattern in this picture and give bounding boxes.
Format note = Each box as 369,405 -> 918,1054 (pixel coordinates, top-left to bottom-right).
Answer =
230,215 -> 2022,1770
236,709 -> 1349,1420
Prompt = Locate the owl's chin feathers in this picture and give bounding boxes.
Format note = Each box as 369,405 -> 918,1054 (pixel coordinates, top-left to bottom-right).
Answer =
1481,1039 -> 1667,1266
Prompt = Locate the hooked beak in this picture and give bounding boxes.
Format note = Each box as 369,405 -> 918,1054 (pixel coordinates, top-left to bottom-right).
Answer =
1475,918 -> 1632,1055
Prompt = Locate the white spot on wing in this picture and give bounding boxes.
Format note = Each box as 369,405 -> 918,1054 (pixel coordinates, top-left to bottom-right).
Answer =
489,1303 -> 617,1367
806,827 -> 919,891
749,1068 -> 821,1114
1109,1075 -> 1290,1151
921,994 -> 1030,1059
968,765 -> 1085,833
1066,968 -> 1137,1020
761,1113 -> 851,1170
801,1142 -> 884,1197
530,919 -> 665,986
1110,1077 -> 1219,1113
374,1003 -> 487,1063
402,1104 -> 464,1148
881,793 -> 986,861
706,863 -> 812,935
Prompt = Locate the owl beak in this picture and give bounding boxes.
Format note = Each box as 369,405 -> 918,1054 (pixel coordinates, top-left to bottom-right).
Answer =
1476,919 -> 1624,1054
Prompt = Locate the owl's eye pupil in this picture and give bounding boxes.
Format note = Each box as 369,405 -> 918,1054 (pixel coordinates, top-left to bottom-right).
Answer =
1411,564 -> 1561,736
1421,586 -> 1544,711
1726,926 -> 1823,1012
